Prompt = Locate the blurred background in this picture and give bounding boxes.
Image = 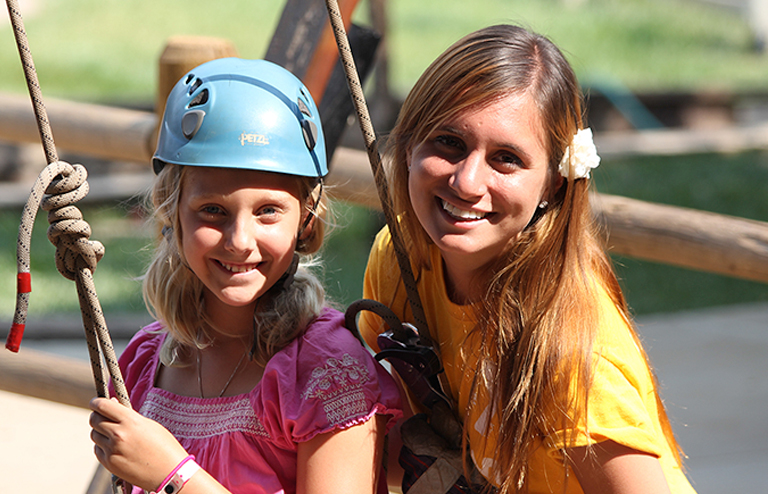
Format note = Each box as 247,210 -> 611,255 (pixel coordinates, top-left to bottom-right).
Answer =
0,0 -> 766,492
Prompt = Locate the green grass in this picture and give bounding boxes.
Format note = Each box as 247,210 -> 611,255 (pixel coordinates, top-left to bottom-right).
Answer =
387,0 -> 768,95
0,202 -> 151,318
1,0 -> 767,103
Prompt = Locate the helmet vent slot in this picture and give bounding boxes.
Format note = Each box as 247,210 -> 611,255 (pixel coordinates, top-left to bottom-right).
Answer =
297,98 -> 312,117
185,74 -> 195,85
189,88 -> 209,108
188,77 -> 203,95
302,120 -> 318,150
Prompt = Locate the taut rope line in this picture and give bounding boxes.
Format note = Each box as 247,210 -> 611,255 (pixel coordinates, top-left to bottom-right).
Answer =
322,0 -> 433,346
3,0 -> 129,406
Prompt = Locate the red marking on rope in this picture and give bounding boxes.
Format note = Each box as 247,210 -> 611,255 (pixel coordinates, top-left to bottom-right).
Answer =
17,272 -> 31,293
6,323 -> 25,353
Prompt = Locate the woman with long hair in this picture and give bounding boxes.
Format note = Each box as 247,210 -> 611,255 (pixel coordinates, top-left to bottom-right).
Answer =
359,24 -> 695,493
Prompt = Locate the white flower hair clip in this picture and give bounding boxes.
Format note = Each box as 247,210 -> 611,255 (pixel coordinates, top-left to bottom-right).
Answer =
558,128 -> 600,179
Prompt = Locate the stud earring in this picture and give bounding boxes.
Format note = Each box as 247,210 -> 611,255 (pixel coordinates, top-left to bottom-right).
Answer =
538,200 -> 549,209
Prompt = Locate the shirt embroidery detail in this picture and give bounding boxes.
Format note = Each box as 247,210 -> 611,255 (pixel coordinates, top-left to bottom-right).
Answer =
140,391 -> 270,440
302,353 -> 371,424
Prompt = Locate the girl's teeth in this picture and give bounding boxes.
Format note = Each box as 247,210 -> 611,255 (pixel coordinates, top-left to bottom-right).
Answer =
221,262 -> 254,273
442,200 -> 487,220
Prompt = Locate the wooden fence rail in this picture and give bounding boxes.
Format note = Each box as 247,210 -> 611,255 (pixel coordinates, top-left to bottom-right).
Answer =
2,91 -> 768,285
0,346 -> 93,409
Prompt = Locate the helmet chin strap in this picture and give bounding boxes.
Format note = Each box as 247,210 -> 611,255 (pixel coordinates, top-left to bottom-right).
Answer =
272,179 -> 322,298
279,252 -> 300,290
298,178 -> 324,241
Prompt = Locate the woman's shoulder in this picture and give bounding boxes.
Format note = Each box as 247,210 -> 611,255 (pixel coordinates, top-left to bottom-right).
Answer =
592,285 -> 639,351
368,225 -> 394,261
589,283 -> 655,391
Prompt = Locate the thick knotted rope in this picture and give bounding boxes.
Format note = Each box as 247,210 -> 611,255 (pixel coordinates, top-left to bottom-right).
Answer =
3,0 -> 129,407
323,0 -> 434,347
5,3 -> 131,490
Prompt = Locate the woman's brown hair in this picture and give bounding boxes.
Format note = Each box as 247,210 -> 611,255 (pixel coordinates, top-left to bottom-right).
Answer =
388,24 -> 682,492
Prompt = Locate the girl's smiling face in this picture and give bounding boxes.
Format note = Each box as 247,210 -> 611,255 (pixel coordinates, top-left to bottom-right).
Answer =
407,91 -> 557,300
179,166 -> 304,317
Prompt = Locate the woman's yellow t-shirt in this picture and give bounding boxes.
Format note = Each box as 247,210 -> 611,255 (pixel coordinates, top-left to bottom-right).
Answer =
359,226 -> 696,493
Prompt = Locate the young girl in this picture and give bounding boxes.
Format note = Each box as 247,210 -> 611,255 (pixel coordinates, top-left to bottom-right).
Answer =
359,25 -> 696,493
89,57 -> 401,494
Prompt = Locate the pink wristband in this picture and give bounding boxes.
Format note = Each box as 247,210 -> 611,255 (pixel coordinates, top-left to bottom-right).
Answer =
152,455 -> 200,494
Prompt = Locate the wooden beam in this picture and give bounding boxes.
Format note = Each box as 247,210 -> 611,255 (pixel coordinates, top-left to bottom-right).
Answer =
155,36 -> 239,120
0,346 -> 94,409
318,23 -> 381,160
0,92 -> 156,165
593,193 -> 768,283
303,0 -> 360,101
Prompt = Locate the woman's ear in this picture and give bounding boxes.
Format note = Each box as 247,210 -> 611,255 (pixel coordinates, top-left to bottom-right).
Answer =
542,172 -> 564,205
552,173 -> 564,194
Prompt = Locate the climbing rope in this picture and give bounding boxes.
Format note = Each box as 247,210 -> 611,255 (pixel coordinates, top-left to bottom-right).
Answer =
3,0 -> 129,407
322,0 -> 434,347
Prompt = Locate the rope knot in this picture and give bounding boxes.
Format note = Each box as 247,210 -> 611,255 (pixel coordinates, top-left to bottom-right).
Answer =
41,161 -> 105,280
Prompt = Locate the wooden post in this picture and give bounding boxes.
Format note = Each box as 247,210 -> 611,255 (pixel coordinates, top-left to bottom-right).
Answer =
155,36 -> 239,131
264,0 -> 360,102
303,0 -> 360,101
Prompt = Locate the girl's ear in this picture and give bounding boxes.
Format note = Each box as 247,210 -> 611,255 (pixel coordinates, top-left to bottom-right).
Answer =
299,213 -> 315,240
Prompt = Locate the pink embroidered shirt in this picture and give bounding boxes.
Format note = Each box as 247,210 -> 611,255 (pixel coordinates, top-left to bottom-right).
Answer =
118,307 -> 402,494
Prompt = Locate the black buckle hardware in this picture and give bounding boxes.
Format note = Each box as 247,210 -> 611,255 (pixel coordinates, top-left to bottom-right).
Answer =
343,298 -> 451,410
376,325 -> 451,410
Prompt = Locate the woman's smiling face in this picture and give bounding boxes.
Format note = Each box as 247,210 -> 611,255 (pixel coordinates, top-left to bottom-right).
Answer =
407,91 -> 555,297
179,166 -> 303,316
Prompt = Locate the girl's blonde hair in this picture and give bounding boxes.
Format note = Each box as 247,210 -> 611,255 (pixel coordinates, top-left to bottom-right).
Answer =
388,24 -> 682,492
142,164 -> 328,367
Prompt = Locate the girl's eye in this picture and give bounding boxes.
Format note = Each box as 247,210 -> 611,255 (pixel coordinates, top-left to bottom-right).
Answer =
259,206 -> 278,216
201,205 -> 225,216
257,205 -> 284,222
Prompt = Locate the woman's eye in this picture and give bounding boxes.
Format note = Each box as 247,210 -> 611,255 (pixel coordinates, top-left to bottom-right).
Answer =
434,134 -> 463,150
497,152 -> 524,169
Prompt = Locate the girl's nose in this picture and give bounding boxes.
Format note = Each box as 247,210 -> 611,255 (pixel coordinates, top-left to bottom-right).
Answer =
448,151 -> 488,199
224,216 -> 256,253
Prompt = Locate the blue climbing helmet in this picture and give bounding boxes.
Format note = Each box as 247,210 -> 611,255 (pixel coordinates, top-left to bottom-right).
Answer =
152,57 -> 327,178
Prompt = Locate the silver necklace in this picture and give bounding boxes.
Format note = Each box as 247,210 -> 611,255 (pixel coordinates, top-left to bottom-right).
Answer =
196,348 -> 249,398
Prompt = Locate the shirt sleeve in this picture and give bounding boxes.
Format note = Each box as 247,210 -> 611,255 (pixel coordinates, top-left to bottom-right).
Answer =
545,295 -> 664,459
113,322 -> 165,408
258,308 -> 402,446
360,226 -> 395,353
